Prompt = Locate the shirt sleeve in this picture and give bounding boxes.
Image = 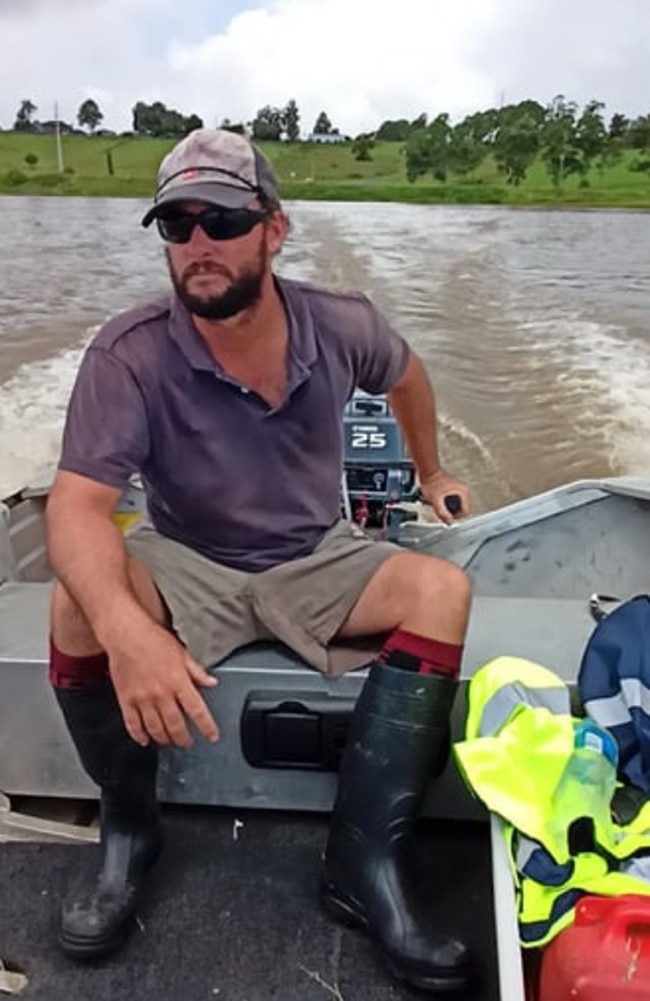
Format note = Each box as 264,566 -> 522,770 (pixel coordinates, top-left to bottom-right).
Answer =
58,346 -> 151,489
354,296 -> 411,394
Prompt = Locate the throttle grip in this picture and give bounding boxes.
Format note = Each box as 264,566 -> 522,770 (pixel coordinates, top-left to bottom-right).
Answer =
444,494 -> 462,516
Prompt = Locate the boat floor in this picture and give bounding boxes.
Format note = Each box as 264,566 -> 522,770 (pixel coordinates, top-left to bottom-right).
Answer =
0,809 -> 498,1001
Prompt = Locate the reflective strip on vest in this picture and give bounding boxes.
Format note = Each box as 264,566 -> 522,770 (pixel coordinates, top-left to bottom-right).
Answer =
516,834 -> 574,887
465,656 -> 571,741
585,677 -> 650,728
479,684 -> 570,738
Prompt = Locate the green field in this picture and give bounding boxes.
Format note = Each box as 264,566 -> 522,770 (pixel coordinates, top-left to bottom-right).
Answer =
1,131 -> 650,208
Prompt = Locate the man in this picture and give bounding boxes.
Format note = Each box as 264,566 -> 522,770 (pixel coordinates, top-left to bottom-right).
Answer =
46,128 -> 472,993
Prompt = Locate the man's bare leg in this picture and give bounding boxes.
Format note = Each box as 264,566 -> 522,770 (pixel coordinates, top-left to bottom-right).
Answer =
50,556 -> 169,655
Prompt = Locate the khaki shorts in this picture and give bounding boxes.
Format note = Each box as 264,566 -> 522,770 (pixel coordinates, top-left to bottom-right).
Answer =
125,520 -> 400,676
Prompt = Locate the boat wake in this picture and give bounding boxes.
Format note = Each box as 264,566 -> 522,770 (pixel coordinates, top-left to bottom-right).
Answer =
0,332 -> 95,497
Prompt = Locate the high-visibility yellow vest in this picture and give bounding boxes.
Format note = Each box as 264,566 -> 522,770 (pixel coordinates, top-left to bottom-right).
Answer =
455,657 -> 650,946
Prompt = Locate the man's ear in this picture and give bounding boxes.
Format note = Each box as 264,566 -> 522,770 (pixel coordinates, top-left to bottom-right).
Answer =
266,210 -> 289,256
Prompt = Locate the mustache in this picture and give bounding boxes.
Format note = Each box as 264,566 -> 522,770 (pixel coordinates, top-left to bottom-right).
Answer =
183,260 -> 232,281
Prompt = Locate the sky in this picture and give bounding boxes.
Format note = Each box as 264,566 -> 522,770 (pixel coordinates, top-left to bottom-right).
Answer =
1,0 -> 649,136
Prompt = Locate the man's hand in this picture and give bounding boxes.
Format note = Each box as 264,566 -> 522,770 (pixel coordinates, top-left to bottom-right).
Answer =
419,470 -> 470,525
106,623 -> 220,749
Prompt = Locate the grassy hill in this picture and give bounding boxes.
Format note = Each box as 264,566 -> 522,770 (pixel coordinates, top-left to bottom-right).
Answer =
1,131 -> 650,208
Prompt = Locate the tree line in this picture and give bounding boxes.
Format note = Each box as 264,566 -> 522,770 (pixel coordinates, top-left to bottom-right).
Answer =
8,97 -> 337,142
8,94 -> 650,188
401,97 -> 650,189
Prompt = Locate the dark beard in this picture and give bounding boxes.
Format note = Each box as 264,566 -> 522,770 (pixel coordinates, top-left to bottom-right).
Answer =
167,248 -> 265,321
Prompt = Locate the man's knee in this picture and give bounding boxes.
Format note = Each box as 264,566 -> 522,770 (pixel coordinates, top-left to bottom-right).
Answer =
49,587 -> 110,688
403,556 -> 471,645
50,557 -> 169,655
393,553 -> 470,607
50,580 -> 101,655
422,557 -> 471,605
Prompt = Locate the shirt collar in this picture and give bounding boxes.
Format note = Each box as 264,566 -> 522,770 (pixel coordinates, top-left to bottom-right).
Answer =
168,295 -> 215,371
277,277 -> 318,389
166,276 -> 318,383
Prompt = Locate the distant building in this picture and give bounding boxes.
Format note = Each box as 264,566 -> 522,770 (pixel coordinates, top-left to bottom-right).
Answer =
36,120 -> 75,135
305,132 -> 346,144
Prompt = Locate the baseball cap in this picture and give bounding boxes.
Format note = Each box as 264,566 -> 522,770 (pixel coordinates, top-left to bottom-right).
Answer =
141,128 -> 281,227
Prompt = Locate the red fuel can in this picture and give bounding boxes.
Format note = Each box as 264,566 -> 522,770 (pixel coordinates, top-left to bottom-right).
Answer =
538,894 -> 650,1001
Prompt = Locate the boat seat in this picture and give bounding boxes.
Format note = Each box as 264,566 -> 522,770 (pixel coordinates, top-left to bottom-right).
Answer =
0,581 -> 596,815
0,580 -> 596,679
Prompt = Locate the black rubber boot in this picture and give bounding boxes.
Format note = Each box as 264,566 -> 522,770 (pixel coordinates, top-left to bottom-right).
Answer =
320,663 -> 470,993
54,682 -> 162,961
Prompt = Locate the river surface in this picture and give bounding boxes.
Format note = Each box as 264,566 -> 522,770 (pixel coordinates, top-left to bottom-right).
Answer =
1,196 -> 649,510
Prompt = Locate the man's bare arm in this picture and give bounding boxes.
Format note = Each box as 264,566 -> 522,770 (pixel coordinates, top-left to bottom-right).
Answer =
46,470 -> 219,747
46,470 -> 154,648
388,351 -> 469,522
388,352 -> 442,482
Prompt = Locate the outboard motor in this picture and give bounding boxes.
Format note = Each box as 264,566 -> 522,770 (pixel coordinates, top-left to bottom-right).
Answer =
342,391 -> 418,534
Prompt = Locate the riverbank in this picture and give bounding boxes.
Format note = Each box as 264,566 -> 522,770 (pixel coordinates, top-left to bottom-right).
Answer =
2,132 -> 650,208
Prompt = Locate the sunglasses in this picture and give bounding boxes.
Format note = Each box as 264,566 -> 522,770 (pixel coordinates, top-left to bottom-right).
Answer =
156,206 -> 269,244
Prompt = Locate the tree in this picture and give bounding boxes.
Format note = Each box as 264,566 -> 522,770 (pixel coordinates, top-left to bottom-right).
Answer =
404,114 -> 453,182
132,101 -> 203,137
77,98 -> 103,133
376,119 -> 410,142
597,111 -> 627,173
14,99 -> 37,132
312,111 -> 332,135
627,115 -> 650,150
540,95 -> 581,190
283,99 -> 300,142
184,114 -> 203,134
219,118 -> 246,135
574,100 -> 608,180
505,99 -> 547,128
404,122 -> 431,181
608,112 -> 629,142
454,108 -> 500,147
351,133 -> 375,161
251,105 -> 283,141
448,118 -> 488,177
410,113 -> 427,131
596,139 -> 623,175
493,103 -> 544,185
133,101 -> 154,134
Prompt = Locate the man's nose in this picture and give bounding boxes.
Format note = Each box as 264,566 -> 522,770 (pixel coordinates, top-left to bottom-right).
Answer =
186,219 -> 215,248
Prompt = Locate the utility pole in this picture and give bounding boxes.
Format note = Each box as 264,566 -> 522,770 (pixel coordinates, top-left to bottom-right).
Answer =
54,101 -> 64,172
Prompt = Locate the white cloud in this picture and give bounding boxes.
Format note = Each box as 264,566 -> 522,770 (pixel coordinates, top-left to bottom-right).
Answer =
0,0 -> 169,129
470,0 -> 650,117
0,0 -> 648,135
168,0 -> 502,134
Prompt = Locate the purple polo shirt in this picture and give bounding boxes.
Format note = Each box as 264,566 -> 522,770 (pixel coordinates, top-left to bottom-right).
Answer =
59,277 -> 410,571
